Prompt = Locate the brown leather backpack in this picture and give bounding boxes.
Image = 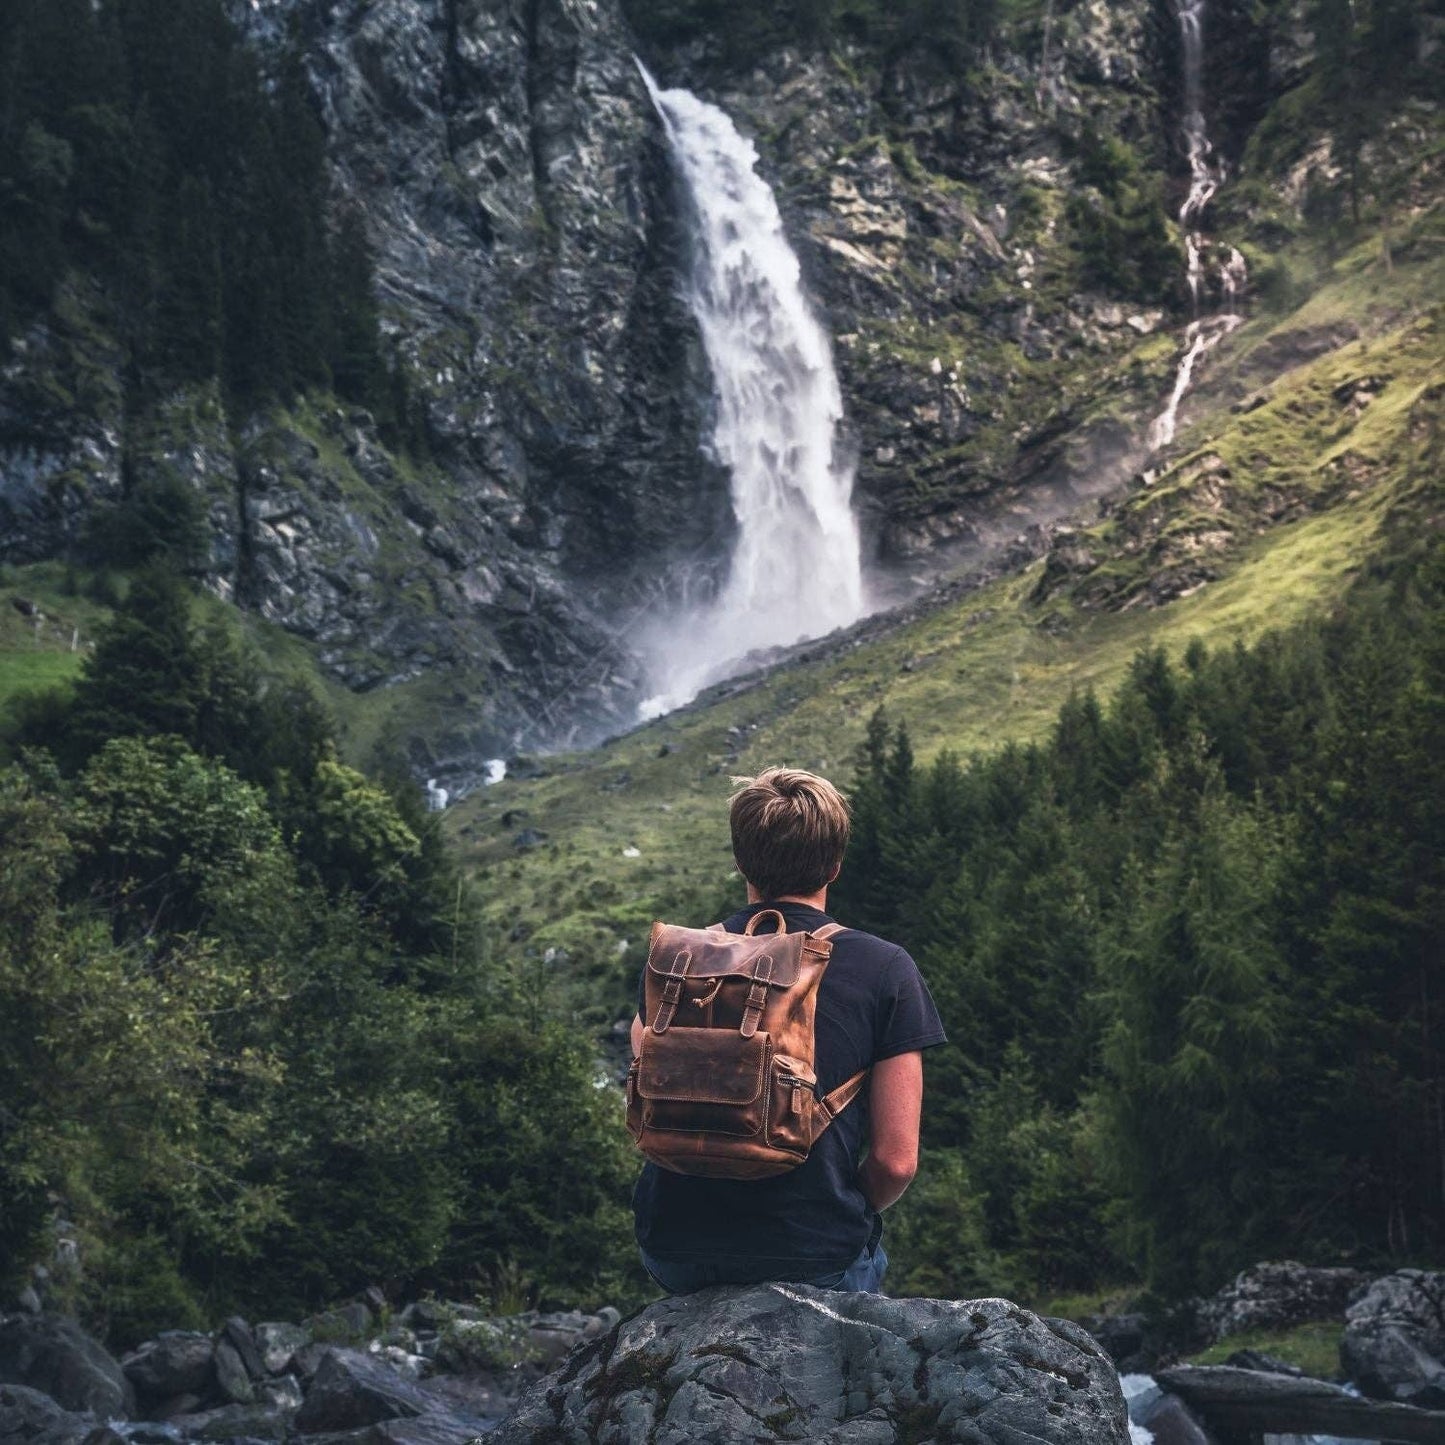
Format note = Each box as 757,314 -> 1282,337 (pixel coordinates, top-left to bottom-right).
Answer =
626,909 -> 869,1179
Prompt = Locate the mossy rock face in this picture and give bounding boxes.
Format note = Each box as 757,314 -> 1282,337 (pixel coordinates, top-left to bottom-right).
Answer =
0,280 -> 125,564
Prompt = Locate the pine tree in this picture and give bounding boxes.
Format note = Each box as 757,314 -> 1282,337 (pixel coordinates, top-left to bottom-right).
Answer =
68,569 -> 204,759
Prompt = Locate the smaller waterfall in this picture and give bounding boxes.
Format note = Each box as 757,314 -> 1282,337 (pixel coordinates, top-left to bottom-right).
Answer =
636,64 -> 864,718
1148,0 -> 1246,451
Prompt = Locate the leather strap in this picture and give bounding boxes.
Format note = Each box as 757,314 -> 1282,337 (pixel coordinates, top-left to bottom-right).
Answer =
812,922 -> 846,942
651,951 -> 690,1034
813,1067 -> 870,1142
739,953 -> 774,1038
743,908 -> 788,936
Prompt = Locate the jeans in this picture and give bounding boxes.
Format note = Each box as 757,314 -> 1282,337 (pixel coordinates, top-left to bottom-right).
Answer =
641,1227 -> 888,1296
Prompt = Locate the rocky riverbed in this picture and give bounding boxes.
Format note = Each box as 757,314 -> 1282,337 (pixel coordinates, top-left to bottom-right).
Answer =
5,1264 -> 1445,1444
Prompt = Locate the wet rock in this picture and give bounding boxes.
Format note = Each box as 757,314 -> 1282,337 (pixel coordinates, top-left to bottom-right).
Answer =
1198,1261 -> 1372,1343
1341,1269 -> 1445,1409
293,1350 -> 436,1434
253,1326 -> 310,1378
257,1376 -> 303,1413
104,1425 -> 185,1445
1157,1363 -> 1445,1442
289,1346 -> 333,1385
297,1415 -> 486,1445
211,1341 -> 254,1407
146,1396 -> 204,1423
218,1322 -> 264,1385
121,1336 -> 214,1410
0,1383 -> 97,1445
168,1402 -> 289,1442
1134,1391 -> 1218,1445
0,1316 -> 134,1419
490,1284 -> 1130,1443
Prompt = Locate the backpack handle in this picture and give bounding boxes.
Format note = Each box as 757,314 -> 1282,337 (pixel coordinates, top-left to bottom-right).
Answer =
742,908 -> 788,936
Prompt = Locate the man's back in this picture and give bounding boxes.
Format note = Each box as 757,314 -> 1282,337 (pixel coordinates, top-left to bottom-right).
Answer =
633,900 -> 946,1279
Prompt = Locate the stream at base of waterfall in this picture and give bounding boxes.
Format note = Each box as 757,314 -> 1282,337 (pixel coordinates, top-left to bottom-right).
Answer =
635,64 -> 865,719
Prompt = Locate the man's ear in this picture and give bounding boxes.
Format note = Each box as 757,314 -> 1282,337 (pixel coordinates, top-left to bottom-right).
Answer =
827,862 -> 841,884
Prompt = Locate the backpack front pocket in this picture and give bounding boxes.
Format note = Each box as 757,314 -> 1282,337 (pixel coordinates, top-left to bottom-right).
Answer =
633,1026 -> 771,1137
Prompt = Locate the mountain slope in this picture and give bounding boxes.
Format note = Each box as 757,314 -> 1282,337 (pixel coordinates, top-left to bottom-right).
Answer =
449,179 -> 1445,1019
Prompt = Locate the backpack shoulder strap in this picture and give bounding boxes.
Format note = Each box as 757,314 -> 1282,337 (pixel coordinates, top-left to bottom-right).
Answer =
812,1068 -> 870,1142
812,923 -> 864,1126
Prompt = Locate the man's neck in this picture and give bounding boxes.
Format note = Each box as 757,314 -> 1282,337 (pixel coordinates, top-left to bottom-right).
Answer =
745,884 -> 829,911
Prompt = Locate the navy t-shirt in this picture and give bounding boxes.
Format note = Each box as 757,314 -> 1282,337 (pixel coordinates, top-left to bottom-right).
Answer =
631,901 -> 948,1274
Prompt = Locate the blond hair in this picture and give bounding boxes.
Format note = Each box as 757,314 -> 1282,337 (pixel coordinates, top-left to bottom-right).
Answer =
729,767 -> 851,900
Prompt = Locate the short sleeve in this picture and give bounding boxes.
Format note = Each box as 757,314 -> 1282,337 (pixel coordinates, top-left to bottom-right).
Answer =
873,947 -> 948,1062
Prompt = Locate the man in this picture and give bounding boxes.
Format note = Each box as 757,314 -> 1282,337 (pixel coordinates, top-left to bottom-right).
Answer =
630,766 -> 947,1293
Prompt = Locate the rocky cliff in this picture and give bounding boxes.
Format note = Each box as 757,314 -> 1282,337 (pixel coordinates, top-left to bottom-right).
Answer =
0,0 -> 1385,774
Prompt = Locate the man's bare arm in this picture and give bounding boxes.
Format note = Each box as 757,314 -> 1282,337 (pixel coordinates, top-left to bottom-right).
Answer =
858,1050 -> 923,1211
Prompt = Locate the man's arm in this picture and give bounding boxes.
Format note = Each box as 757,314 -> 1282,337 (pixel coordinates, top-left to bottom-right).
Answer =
858,1050 -> 923,1211
631,1014 -> 644,1057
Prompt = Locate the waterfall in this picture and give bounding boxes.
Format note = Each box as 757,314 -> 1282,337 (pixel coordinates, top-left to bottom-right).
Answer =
1148,0 -> 1247,451
635,64 -> 864,719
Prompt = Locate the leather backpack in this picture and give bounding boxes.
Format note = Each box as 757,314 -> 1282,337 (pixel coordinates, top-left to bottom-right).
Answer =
626,909 -> 869,1179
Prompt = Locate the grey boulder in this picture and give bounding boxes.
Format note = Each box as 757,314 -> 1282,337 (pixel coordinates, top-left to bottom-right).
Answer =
253,1327 -> 310,1379
0,1317 -> 134,1419
1157,1363 -> 1445,1442
0,1383 -> 97,1445
211,1342 -> 254,1407
1340,1269 -> 1445,1408
489,1285 -> 1129,1444
1197,1260 -> 1370,1343
121,1336 -> 214,1410
293,1351 -> 436,1434
217,1323 -> 264,1387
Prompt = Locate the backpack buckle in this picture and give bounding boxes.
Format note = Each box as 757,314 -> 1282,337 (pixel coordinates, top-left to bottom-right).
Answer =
651,951 -> 690,1034
739,954 -> 774,1039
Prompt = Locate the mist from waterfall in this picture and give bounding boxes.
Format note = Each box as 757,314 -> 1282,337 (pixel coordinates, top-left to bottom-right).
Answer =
635,64 -> 864,719
1149,0 -> 1247,450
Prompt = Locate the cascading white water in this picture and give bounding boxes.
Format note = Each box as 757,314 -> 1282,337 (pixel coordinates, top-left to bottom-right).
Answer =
1148,0 -> 1247,451
635,64 -> 864,718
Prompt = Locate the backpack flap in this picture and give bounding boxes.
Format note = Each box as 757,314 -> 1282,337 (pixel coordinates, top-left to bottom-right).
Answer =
636,1027 -> 770,1137
645,922 -> 811,989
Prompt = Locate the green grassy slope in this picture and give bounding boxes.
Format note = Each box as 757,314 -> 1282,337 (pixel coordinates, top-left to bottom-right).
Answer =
449,210 -> 1445,1023
0,563 -> 110,709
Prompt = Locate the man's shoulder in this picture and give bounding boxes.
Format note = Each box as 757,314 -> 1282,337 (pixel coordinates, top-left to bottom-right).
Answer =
830,923 -> 910,964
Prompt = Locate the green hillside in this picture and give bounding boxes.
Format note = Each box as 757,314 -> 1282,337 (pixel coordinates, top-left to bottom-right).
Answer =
451,204 -> 1445,1022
